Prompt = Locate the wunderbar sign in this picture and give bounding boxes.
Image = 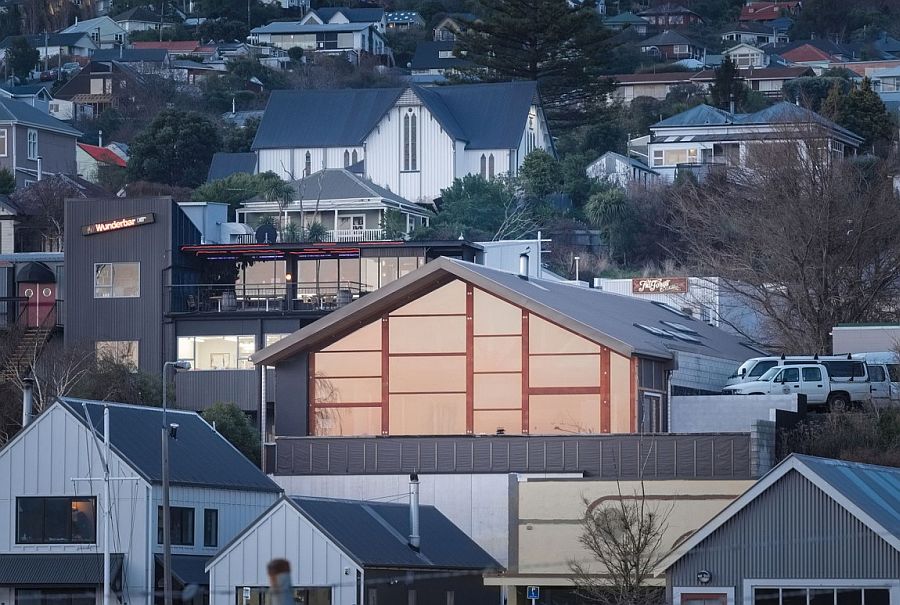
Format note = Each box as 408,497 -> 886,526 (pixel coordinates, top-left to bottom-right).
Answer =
82,213 -> 155,236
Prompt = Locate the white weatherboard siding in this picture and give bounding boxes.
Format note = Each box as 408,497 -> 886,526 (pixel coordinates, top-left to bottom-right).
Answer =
365,105 -> 455,203
459,149 -> 512,178
208,499 -> 361,605
0,404 -> 153,605
258,147 -> 365,180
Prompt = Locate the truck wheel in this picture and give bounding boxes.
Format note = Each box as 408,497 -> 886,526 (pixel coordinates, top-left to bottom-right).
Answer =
827,393 -> 850,410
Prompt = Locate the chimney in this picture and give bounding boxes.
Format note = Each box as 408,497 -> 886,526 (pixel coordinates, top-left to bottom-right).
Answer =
22,378 -> 34,428
36,156 -> 42,181
98,129 -> 103,148
518,251 -> 530,280
408,473 -> 420,551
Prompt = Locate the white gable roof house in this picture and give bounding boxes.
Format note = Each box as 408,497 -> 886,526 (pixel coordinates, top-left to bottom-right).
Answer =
249,20 -> 389,62
60,16 -> 128,48
252,82 -> 554,204
635,102 -> 864,181
0,398 -> 281,605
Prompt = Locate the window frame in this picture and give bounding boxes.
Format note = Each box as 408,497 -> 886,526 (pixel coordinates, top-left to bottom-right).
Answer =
744,580 -> 898,605
157,505 -> 195,546
27,128 -> 38,160
95,340 -> 139,368
203,508 -> 218,548
402,110 -> 418,172
16,496 -> 97,544
93,262 -> 141,298
177,334 -> 256,371
0,128 -> 7,157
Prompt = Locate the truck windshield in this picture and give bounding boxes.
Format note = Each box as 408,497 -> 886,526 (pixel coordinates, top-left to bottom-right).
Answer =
759,367 -> 782,381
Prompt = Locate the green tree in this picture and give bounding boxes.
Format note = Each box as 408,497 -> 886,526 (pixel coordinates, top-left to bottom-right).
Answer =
456,0 -> 614,132
819,82 -> 844,121
835,77 -> 895,152
709,56 -> 747,111
6,36 -> 38,79
585,185 -> 633,260
782,76 -> 851,112
192,171 -> 287,219
127,110 -> 222,187
198,19 -> 250,42
222,116 -> 260,153
201,402 -> 261,464
519,149 -> 563,199
0,168 -> 16,195
286,46 -> 304,63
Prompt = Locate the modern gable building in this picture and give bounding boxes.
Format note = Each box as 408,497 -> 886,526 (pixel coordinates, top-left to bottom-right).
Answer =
252,82 -> 554,204
0,398 -> 281,605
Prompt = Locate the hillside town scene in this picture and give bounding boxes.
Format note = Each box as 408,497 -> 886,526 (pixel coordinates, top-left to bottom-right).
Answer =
1,0 -> 900,603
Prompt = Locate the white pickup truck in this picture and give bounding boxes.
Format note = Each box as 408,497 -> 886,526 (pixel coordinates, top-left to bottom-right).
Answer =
722,363 -> 871,408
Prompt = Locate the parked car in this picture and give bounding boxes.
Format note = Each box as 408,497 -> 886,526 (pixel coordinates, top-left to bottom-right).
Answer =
855,351 -> 900,406
723,363 -> 870,408
39,69 -> 58,81
61,62 -> 81,77
726,354 -> 869,386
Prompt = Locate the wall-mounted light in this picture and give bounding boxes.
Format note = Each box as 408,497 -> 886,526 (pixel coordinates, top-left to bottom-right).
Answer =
697,570 -> 712,584
285,273 -> 293,281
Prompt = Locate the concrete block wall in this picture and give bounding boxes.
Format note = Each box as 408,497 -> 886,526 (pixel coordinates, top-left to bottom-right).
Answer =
670,394 -> 799,433
751,419 -> 776,477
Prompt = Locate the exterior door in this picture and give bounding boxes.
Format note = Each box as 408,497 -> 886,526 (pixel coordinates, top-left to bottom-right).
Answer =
800,366 -> 828,405
867,364 -> 891,405
18,282 -> 56,327
775,367 -> 801,395
681,594 -> 727,605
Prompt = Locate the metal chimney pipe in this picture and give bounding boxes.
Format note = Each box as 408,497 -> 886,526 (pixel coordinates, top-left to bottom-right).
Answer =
36,157 -> 42,181
22,377 -> 34,428
98,129 -> 103,148
408,473 -> 420,551
518,251 -> 530,280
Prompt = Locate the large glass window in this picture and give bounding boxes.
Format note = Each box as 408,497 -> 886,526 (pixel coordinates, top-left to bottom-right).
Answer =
157,506 -> 194,545
754,588 -> 891,605
265,333 -> 290,347
16,497 -> 96,544
402,111 -> 417,171
17,588 -> 96,605
96,340 -> 139,368
380,257 -> 398,287
177,335 -> 255,370
94,263 -> 140,298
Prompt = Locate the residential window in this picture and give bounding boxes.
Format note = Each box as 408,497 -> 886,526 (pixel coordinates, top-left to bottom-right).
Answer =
27,128 -> 38,160
402,110 -> 417,171
653,148 -> 698,166
753,588 -> 891,605
203,509 -> 218,547
265,333 -> 290,347
673,44 -> 688,54
0,128 -> 7,157
157,506 -> 194,545
488,153 -> 495,179
343,149 -> 350,167
16,497 -> 96,544
95,340 -> 139,367
337,214 -> 365,231
304,151 -> 311,176
177,335 -> 256,370
480,153 -> 486,177
93,262 -> 140,298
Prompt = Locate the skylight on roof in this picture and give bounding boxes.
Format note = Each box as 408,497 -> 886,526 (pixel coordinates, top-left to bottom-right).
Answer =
671,332 -> 703,344
652,301 -> 693,318
634,323 -> 675,339
661,320 -> 699,335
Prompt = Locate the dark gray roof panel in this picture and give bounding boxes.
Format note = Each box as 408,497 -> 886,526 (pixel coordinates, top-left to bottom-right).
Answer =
290,497 -> 501,570
314,7 -> 384,22
92,48 -> 168,62
641,30 -> 697,47
252,88 -> 403,149
285,169 -> 428,212
61,399 -> 282,492
0,553 -> 124,584
0,96 -> 82,136
410,41 -> 470,70
207,152 -> 257,182
796,455 -> 900,540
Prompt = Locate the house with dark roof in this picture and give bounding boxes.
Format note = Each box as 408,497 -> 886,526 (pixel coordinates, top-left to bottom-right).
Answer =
54,60 -> 145,120
640,30 -> 705,60
637,3 -> 704,27
252,256 -> 762,439
0,398 -> 281,605
59,16 -> 127,49
635,102 -> 863,180
739,1 -> 801,23
721,21 -> 790,46
386,10 -> 425,30
662,454 -> 900,605
433,13 -> 478,42
206,492 -> 501,605
253,82 -> 553,204
249,20 -> 389,62
0,96 -> 81,187
0,32 -> 97,59
111,5 -> 178,32
236,168 -> 433,242
300,6 -> 387,32
409,40 -> 471,82
603,11 -> 651,35
0,84 -> 53,115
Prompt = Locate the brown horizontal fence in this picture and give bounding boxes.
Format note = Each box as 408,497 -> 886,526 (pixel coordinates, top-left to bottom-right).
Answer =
274,433 -> 753,479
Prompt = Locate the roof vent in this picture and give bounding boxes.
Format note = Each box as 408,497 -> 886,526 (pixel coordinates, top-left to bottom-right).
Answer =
518,251 -> 530,280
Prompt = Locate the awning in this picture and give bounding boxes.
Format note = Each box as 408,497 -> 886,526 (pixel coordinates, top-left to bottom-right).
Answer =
0,553 -> 124,585
155,554 -> 210,586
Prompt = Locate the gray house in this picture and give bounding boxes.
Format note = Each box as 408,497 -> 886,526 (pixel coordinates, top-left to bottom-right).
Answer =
663,454 -> 900,605
0,97 -> 81,187
0,398 -> 281,605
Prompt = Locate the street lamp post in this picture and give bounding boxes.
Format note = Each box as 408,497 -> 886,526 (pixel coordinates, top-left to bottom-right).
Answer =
161,360 -> 191,605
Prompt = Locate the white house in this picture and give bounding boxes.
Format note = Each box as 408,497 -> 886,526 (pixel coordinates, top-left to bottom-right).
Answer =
301,7 -> 386,33
0,398 -> 281,605
720,22 -> 789,46
249,21 -> 388,60
252,82 -> 554,204
206,493 -> 502,605
111,6 -> 178,32
60,16 -> 128,49
586,151 -> 659,187
723,42 -> 768,67
634,102 -> 864,181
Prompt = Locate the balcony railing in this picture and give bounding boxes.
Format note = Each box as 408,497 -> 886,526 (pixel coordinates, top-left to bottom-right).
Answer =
231,228 -> 391,244
167,282 -> 368,314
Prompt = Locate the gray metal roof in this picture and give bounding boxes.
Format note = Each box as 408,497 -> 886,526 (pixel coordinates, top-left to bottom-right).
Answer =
604,11 -> 651,25
0,95 -> 82,137
795,455 -> 900,540
641,30 -> 698,47
155,554 -> 210,586
282,168 -> 430,214
289,496 -> 501,570
253,257 -> 761,365
60,399 -> 282,492
112,6 -> 175,22
92,48 -> 168,62
0,553 -> 124,584
313,7 -> 384,22
0,251 -> 64,262
206,152 -> 257,182
253,82 -> 539,151
410,41 -> 470,70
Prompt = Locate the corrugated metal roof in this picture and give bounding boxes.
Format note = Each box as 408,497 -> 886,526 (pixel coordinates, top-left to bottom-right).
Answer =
281,169 -> 430,213
92,48 -> 168,62
155,554 -> 211,586
0,553 -> 123,584
0,96 -> 82,136
0,32 -> 92,49
206,152 -> 257,182
290,496 -> 501,570
796,455 -> 900,540
60,399 -> 282,492
252,21 -> 372,33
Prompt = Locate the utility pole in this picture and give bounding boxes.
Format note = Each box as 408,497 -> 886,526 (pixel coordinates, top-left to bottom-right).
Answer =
72,405 -> 139,605
161,360 -> 191,605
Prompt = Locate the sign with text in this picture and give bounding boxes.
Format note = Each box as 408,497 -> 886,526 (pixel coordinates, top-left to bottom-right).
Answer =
82,213 -> 155,236
527,586 -> 540,600
631,277 -> 689,294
